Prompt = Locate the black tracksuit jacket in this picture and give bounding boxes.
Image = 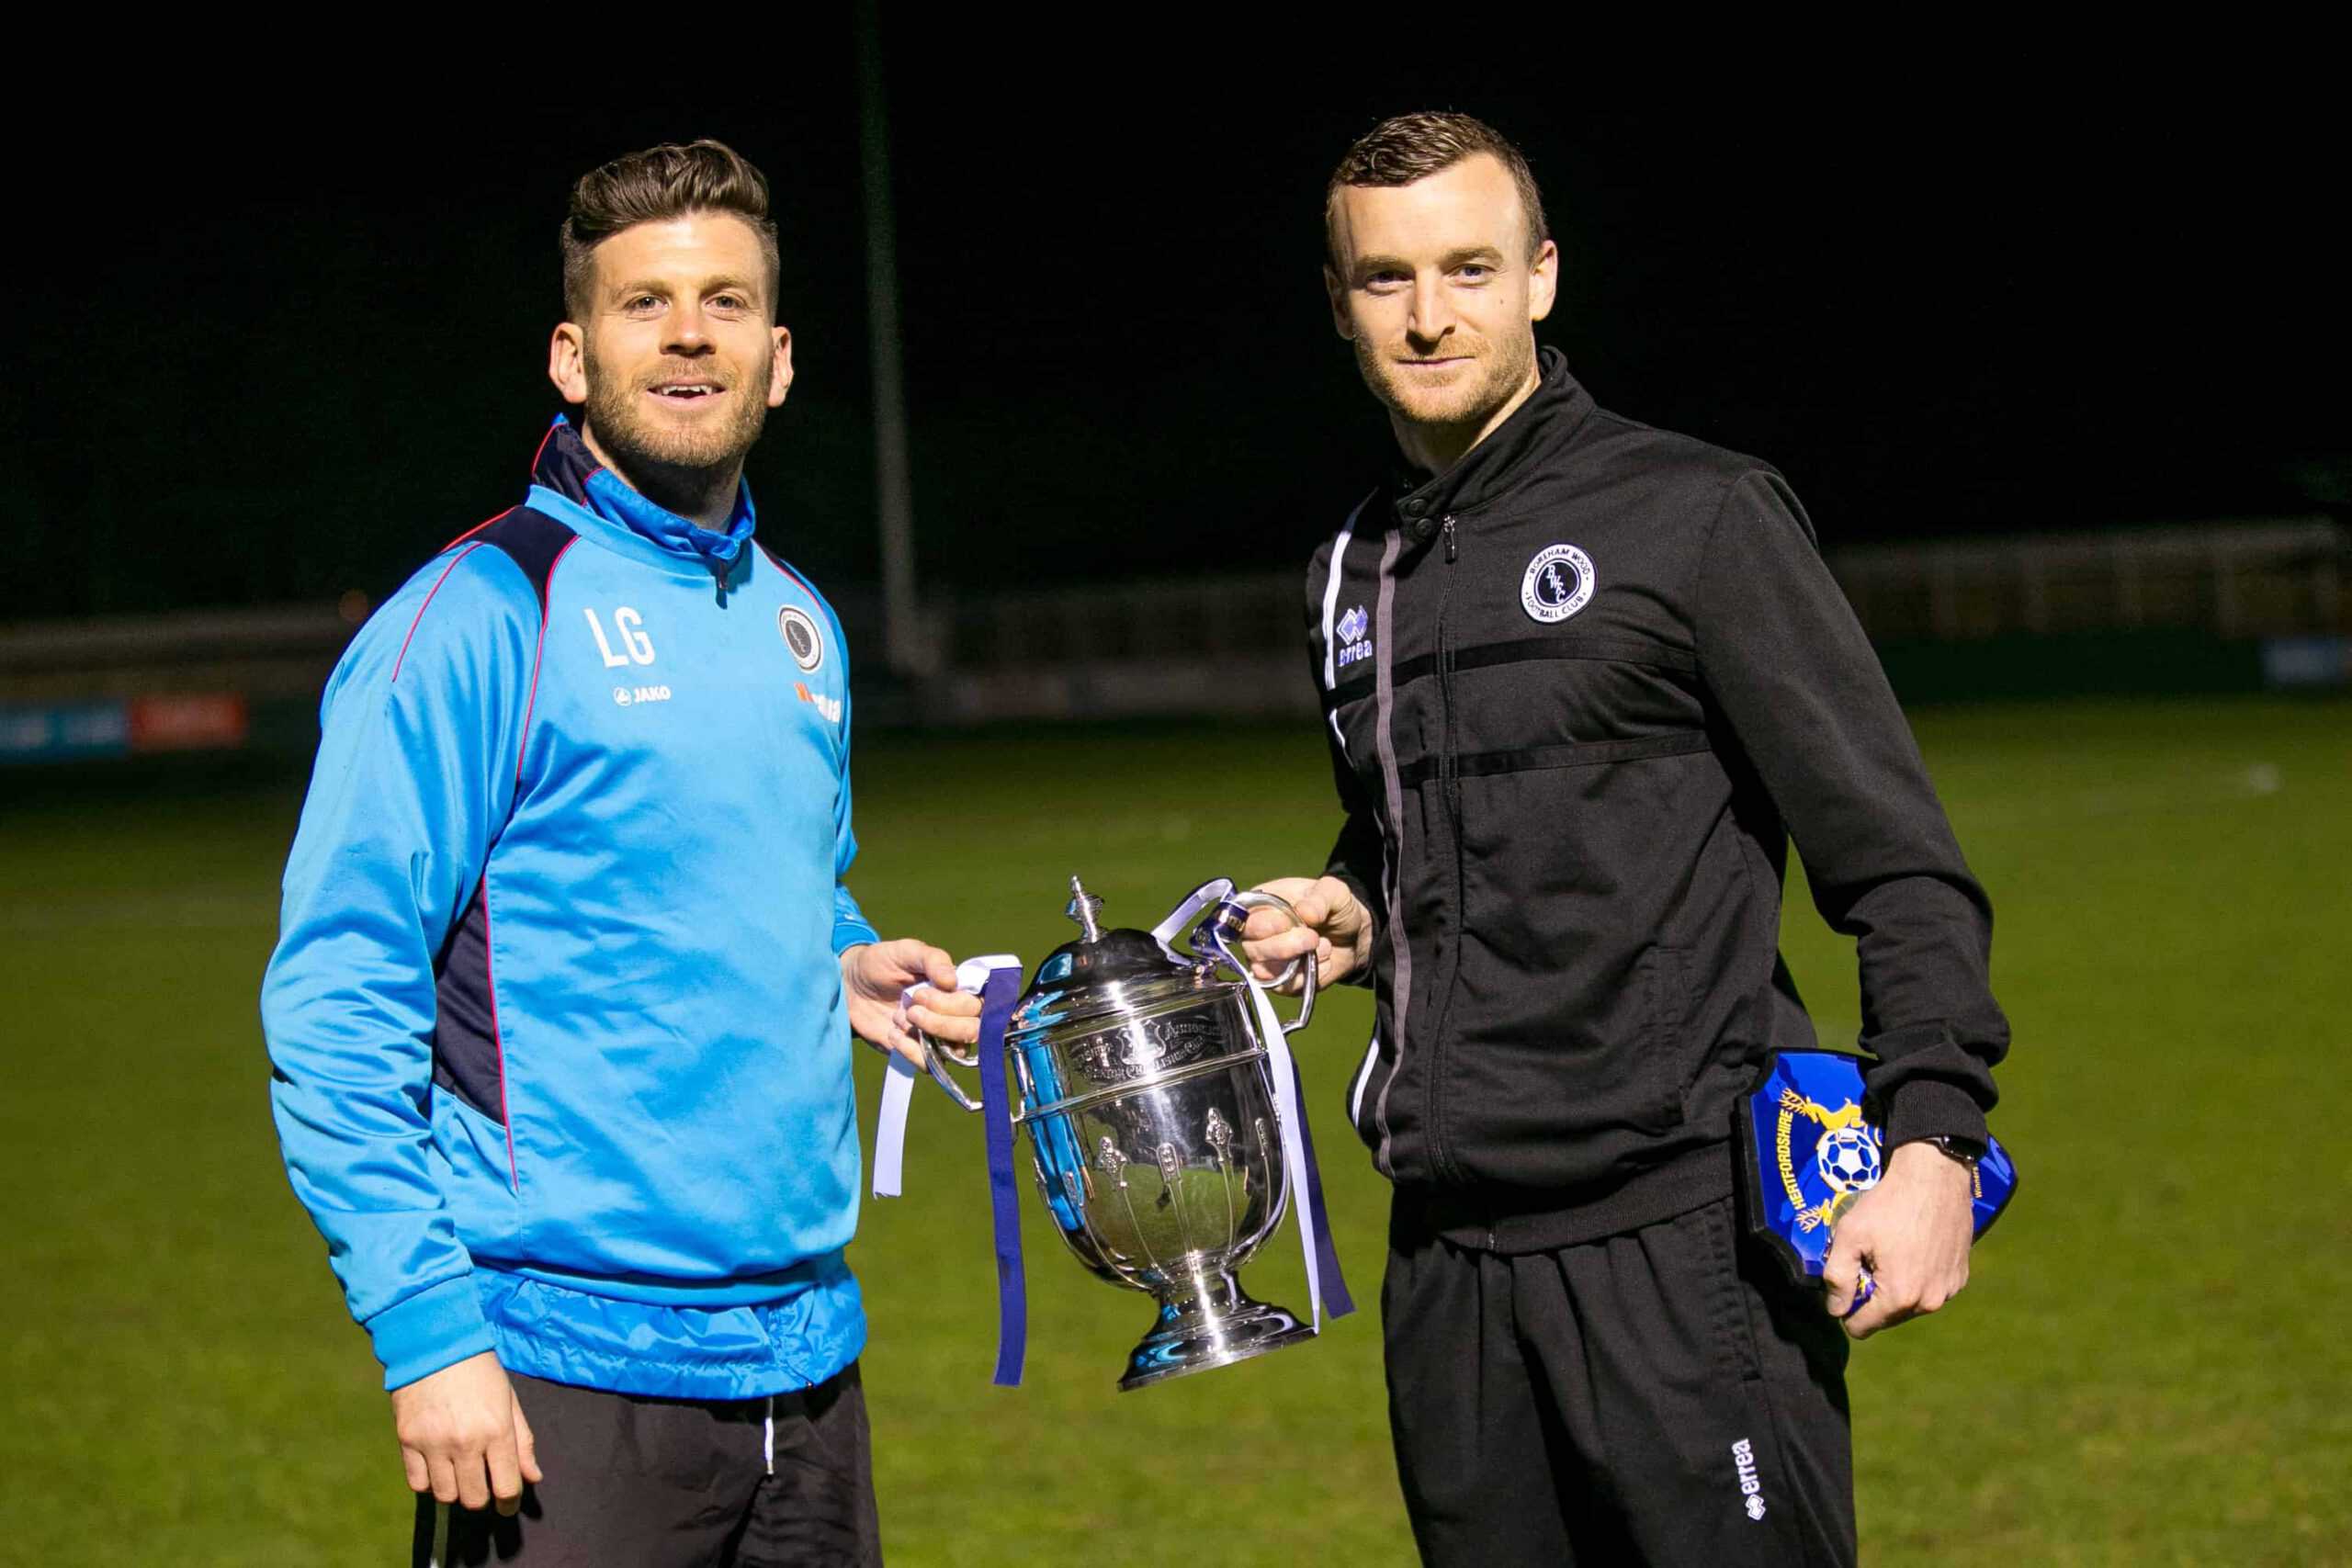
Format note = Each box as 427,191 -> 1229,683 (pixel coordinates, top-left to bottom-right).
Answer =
1306,349 -> 2009,1251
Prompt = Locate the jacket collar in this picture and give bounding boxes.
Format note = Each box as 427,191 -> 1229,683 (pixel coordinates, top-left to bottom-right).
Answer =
525,415 -> 758,581
1387,347 -> 1596,531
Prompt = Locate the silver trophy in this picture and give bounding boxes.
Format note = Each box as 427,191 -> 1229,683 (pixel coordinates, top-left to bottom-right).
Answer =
921,876 -> 1319,1390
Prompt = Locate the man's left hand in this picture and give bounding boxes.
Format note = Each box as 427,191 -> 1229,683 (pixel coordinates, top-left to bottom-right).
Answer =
1822,1140 -> 1976,1340
841,940 -> 983,1066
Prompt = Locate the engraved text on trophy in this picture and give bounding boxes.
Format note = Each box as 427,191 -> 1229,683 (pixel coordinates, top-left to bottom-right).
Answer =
1069,1011 -> 1219,1088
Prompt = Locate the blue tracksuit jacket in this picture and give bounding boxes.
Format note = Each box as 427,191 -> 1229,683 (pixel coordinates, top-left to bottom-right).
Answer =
262,417 -> 880,1398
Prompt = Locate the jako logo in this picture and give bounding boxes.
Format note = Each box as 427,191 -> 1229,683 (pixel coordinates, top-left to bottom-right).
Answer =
614,684 -> 672,706
1731,1438 -> 1766,1520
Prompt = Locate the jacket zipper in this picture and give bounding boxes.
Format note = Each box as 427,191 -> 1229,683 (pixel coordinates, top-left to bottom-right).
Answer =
1427,514 -> 1468,1185
1439,519 -> 1461,819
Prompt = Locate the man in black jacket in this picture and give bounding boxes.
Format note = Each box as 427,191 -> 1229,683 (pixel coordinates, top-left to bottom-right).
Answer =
1244,112 -> 2008,1565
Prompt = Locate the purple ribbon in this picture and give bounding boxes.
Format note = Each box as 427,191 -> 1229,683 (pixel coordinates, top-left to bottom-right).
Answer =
972,965 -> 1026,1386
1285,1050 -> 1355,1318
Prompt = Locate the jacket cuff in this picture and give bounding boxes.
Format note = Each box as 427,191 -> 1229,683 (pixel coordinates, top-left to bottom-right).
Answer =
368,1275 -> 496,1392
831,920 -> 881,958
1882,1077 -> 1991,1153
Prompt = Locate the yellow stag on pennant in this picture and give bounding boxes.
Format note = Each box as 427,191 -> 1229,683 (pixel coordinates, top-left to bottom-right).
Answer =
1775,1089 -> 1869,1233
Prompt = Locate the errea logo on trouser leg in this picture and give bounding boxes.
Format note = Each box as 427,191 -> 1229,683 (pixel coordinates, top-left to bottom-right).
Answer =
1731,1437 -> 1766,1520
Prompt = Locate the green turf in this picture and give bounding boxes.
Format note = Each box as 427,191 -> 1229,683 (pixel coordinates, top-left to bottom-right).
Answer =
2,699 -> 2346,1564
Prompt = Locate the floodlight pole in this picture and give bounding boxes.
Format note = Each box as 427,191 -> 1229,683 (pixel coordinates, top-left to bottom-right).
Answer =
857,0 -> 926,678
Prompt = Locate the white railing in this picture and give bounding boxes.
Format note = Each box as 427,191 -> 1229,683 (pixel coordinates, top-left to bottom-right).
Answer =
4,518 -> 2342,719
0,602 -> 359,703
1829,517 -> 2342,642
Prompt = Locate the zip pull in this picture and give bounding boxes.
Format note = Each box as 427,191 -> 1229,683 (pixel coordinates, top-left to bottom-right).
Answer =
1442,516 -> 1457,563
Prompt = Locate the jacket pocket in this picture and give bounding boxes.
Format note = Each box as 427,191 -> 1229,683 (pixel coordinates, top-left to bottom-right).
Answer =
1636,945 -> 1697,1134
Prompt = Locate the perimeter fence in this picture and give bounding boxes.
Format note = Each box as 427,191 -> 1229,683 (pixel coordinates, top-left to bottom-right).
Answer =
2,517 -> 2344,762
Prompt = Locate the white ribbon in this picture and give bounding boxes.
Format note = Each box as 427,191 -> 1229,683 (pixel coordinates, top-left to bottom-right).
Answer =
872,1055 -> 920,1199
1149,877 -> 1235,964
1237,961 -> 1326,1331
1170,879 -> 1328,1329
873,954 -> 1022,1200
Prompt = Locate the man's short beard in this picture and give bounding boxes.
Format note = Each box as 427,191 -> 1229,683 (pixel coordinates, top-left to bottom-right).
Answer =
581,344 -> 771,483
1355,327 -> 1537,446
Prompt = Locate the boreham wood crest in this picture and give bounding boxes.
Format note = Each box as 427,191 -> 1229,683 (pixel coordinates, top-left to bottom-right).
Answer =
1521,544 -> 1596,624
777,605 -> 824,672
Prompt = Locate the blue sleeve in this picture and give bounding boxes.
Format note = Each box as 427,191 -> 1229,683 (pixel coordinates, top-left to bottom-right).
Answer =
259,546 -> 538,1390
823,600 -> 879,955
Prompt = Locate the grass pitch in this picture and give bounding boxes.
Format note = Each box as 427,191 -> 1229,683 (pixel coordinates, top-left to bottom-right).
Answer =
2,699 -> 2346,1565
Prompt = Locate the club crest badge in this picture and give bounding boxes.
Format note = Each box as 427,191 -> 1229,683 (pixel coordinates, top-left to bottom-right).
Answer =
1336,604 -> 1373,670
1521,544 -> 1596,624
777,605 -> 824,672
1777,1090 -> 1883,1236
1737,1050 -> 2018,1290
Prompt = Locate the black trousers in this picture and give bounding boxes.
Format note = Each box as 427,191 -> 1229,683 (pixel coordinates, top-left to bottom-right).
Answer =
414,1364 -> 879,1567
1384,1196 -> 1856,1567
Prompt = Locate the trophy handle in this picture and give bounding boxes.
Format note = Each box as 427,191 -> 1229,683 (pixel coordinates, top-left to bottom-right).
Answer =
893,987 -> 978,1109
911,1035 -> 984,1113
1205,890 -> 1318,1036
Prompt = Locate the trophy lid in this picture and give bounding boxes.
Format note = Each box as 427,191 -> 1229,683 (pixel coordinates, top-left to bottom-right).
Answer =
1009,876 -> 1220,1036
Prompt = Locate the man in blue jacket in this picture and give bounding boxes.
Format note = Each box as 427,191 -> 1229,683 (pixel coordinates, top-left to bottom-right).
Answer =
261,140 -> 976,1566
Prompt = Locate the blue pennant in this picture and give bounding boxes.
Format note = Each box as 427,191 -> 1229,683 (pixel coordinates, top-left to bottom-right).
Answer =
973,966 -> 1027,1386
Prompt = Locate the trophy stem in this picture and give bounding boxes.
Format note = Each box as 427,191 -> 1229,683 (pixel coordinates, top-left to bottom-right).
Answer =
1118,1264 -> 1315,1392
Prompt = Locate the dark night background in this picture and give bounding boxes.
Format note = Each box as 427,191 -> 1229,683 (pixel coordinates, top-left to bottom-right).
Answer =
8,38 -> 2344,623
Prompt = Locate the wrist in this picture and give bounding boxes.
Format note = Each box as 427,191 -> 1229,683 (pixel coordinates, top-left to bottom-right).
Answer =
1890,1138 -> 1978,1185
1903,1132 -> 1984,1168
369,1277 -> 495,1393
1315,871 -> 1370,923
1317,874 -> 1375,943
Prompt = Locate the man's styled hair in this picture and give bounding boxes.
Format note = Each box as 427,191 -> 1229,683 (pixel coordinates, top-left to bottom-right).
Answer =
1324,112 -> 1551,268
560,139 -> 781,321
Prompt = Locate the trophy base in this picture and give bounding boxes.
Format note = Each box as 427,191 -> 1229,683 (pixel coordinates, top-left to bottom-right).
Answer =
1118,1270 -> 1316,1392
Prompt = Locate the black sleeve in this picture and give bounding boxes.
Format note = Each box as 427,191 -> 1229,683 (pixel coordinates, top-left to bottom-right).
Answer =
1320,732 -> 1386,989
1694,469 -> 2009,1149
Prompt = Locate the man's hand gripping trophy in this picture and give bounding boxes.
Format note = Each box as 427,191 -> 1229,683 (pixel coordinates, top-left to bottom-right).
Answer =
1235,876 -> 1376,991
